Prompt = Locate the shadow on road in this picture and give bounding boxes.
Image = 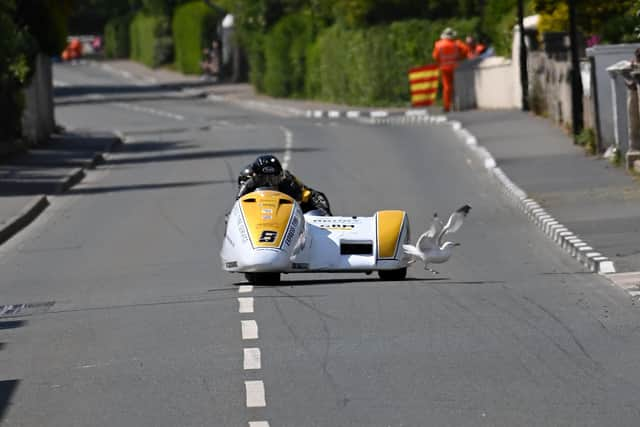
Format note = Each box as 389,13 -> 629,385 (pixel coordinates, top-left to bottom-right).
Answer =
118,140 -> 198,153
55,93 -> 205,107
0,321 -> 27,330
0,131 -> 119,197
232,277 -> 506,287
66,179 -> 232,195
54,81 -> 213,98
0,380 -> 19,421
108,147 -> 321,166
233,277 -> 451,287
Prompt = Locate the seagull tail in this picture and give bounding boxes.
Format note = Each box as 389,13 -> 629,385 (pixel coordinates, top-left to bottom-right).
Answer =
402,244 -> 424,260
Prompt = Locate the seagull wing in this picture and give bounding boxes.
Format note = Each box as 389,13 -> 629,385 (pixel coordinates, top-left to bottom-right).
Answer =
416,213 -> 443,252
438,204 -> 471,246
415,230 -> 435,252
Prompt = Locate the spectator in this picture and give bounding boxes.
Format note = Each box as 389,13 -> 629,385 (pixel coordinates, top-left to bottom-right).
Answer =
432,28 -> 469,112
200,40 -> 221,81
91,36 -> 103,53
465,36 -> 486,59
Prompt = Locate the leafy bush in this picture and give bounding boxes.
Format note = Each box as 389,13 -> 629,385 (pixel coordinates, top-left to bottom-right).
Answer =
172,1 -> 221,74
306,18 -> 479,105
105,14 -> 132,58
481,0 -> 521,57
576,127 -> 597,155
245,32 -> 266,92
263,13 -> 315,97
130,11 -> 173,68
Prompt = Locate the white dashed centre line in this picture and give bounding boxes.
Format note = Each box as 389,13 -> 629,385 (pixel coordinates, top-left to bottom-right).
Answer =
243,348 -> 262,370
238,285 -> 254,293
238,297 -> 254,313
249,422 -> 270,427
245,380 -> 267,407
241,320 -> 259,340
280,126 -> 294,169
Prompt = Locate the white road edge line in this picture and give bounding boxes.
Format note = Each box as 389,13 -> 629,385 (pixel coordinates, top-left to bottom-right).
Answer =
243,348 -> 262,370
245,380 -> 266,407
249,422 -> 270,427
238,297 -> 254,313
241,320 -> 259,340
280,126 -> 294,169
238,285 -> 254,293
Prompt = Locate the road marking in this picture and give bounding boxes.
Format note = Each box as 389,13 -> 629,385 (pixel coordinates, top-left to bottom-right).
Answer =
249,422 -> 270,427
243,348 -> 261,370
239,285 -> 253,293
245,380 -> 266,407
241,320 -> 258,340
280,126 -> 294,169
112,102 -> 184,121
53,80 -> 70,87
238,297 -> 254,313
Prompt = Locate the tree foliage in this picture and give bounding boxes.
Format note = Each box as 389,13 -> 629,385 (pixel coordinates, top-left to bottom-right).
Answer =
534,0 -> 639,42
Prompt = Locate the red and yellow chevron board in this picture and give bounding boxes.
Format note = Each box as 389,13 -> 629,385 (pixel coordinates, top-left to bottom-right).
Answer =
408,64 -> 440,107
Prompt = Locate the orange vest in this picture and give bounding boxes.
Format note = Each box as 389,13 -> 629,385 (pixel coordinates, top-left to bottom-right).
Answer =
433,39 -> 464,71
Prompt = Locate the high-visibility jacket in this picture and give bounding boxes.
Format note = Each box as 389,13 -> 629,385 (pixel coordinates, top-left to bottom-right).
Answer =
432,39 -> 468,71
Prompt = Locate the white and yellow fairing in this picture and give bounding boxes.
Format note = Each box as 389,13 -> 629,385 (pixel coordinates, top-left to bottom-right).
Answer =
221,190 -> 411,273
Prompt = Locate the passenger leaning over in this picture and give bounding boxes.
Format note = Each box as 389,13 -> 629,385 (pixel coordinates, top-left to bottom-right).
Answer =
432,28 -> 470,112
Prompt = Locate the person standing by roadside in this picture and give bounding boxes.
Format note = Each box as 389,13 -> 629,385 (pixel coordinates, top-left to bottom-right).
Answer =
465,35 -> 486,59
432,28 -> 470,112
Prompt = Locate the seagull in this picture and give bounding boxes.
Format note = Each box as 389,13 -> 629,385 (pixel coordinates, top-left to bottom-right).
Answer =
403,204 -> 471,272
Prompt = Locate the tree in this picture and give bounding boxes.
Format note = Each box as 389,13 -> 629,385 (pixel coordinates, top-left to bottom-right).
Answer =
0,0 -> 36,143
534,0 -> 638,42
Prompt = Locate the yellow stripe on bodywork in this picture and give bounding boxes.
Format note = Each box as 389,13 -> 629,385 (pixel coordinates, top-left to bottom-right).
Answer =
240,190 -> 295,248
376,210 -> 406,259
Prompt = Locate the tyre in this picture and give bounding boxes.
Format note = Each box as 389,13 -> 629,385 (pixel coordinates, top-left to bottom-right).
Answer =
244,272 -> 281,284
378,267 -> 407,281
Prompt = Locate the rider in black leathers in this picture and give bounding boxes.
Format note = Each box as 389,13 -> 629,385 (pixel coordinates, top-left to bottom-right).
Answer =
237,155 -> 332,216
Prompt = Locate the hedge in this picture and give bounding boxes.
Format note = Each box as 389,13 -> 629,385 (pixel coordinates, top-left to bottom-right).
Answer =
129,12 -> 173,68
172,1 -> 221,75
262,13 -> 315,97
305,18 -> 479,105
243,32 -> 266,92
105,14 -> 132,58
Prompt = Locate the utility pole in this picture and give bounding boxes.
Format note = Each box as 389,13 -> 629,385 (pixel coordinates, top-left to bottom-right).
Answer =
517,0 -> 529,111
568,0 -> 584,137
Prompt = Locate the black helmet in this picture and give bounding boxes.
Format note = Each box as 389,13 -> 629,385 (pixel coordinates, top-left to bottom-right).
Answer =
238,164 -> 253,186
251,155 -> 284,187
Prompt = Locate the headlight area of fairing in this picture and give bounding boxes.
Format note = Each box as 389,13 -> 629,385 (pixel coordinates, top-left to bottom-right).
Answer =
229,248 -> 292,272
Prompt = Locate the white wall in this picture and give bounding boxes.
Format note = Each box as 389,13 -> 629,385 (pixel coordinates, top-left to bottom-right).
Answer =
474,57 -> 519,109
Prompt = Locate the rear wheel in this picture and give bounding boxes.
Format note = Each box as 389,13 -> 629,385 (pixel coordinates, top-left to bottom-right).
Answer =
244,272 -> 281,285
378,268 -> 407,281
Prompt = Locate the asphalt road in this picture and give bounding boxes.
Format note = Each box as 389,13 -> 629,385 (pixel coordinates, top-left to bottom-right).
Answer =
2,62 -> 640,426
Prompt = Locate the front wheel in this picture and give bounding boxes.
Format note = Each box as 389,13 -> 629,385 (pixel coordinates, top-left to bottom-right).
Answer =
378,268 -> 407,281
244,272 -> 281,285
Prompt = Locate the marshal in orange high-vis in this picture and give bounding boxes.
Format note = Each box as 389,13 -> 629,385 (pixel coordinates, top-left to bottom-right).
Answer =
408,64 -> 440,107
